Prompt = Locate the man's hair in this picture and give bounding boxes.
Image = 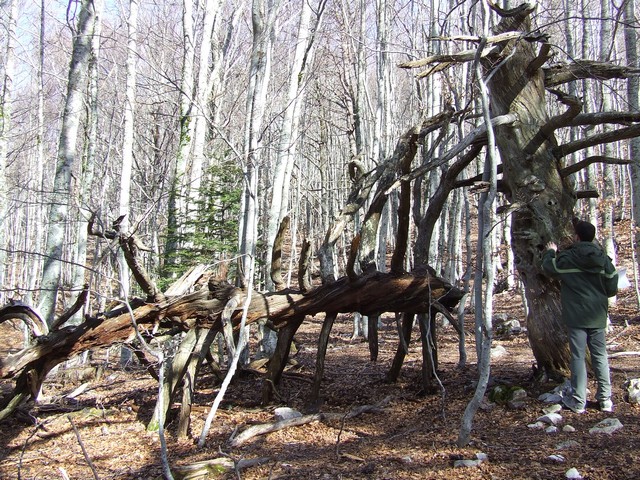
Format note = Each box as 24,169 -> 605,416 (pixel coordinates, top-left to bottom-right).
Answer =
575,220 -> 596,242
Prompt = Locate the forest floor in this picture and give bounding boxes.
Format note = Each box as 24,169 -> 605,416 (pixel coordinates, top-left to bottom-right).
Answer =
2,265 -> 640,479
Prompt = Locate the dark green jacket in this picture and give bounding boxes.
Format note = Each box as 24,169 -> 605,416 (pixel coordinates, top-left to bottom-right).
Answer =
542,241 -> 618,329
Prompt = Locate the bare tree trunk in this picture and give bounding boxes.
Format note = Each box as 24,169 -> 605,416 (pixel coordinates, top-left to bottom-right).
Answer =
71,0 -> 104,326
265,0 -> 325,290
599,0 -> 616,267
624,0 -> 640,285
459,20 -> 498,446
238,0 -> 280,288
117,0 -> 138,297
186,0 -> 222,234
165,0 -> 197,271
24,0 -> 48,307
38,0 -> 98,325
484,6 -> 573,377
0,0 -> 17,306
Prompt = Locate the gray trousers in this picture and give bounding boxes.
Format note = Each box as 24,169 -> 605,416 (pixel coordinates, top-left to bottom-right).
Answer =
567,327 -> 611,408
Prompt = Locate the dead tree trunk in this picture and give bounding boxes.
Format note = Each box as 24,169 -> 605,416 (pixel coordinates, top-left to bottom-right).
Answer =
0,270 -> 462,419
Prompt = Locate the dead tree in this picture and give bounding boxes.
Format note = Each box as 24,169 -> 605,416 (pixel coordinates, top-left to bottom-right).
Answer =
0,268 -> 462,421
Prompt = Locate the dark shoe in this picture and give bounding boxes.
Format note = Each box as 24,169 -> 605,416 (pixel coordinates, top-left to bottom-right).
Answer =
562,397 -> 585,414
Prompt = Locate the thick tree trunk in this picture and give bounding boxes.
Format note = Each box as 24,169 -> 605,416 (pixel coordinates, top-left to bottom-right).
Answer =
484,7 -> 574,376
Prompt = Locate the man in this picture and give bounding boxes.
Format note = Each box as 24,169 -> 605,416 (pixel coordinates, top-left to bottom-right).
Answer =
542,220 -> 618,413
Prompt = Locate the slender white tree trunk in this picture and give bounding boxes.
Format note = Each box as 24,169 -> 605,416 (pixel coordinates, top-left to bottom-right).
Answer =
186,0 -> 222,232
624,0 -> 640,297
599,0 -> 616,265
238,0 -> 280,287
26,0 -> 48,306
165,0 -> 197,269
0,0 -> 17,305
71,0 -> 103,325
374,0 -> 392,270
38,0 -> 97,325
265,0 -> 324,290
118,0 -> 138,299
459,6 -> 498,444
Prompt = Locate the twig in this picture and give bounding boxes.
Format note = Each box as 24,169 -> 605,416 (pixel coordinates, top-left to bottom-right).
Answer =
333,396 -> 392,459
608,351 -> 640,358
335,412 -> 348,459
18,417 -> 51,480
67,415 -> 100,480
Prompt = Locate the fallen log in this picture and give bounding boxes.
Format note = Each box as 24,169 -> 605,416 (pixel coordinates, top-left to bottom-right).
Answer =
0,270 -> 462,420
230,413 -> 324,447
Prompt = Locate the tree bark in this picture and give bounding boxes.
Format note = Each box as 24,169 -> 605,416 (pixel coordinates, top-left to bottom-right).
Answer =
38,0 -> 98,325
0,270 -> 462,417
0,0 -> 17,306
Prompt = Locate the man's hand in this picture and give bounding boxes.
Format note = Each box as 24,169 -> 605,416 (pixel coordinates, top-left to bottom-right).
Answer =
546,241 -> 557,252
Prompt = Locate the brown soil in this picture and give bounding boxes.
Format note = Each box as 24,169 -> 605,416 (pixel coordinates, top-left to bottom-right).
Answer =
1,284 -> 640,480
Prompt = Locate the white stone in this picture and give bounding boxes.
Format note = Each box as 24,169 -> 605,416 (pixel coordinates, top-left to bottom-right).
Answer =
624,378 -> 640,404
562,425 -> 576,433
542,404 -> 563,414
274,407 -> 302,421
537,412 -> 563,425
545,426 -> 559,433
490,345 -> 508,358
565,467 -> 583,479
589,418 -> 623,435
556,440 -> 580,450
475,452 -> 488,461
528,421 -> 546,429
453,459 -> 483,468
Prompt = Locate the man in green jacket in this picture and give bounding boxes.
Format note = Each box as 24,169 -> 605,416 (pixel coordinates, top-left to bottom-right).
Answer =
542,220 -> 618,413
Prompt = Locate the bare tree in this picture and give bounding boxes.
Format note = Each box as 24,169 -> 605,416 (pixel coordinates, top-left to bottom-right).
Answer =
400,2 -> 639,376
116,0 -> 139,300
38,0 -> 101,325
265,0 -> 326,291
0,0 -> 17,306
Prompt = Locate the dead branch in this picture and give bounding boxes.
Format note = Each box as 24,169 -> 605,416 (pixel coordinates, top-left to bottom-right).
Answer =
172,458 -> 234,479
68,416 -> 100,480
554,123 -> 640,159
389,114 -> 517,193
575,190 -> 599,199
0,271 -> 463,419
229,413 -> 324,447
568,111 -> 640,127
0,300 -> 48,337
270,216 -> 290,291
523,90 -> 583,156
390,138 -> 413,274
560,155 -> 632,177
608,351 -> 640,358
51,285 -> 89,331
88,213 -> 165,302
317,108 -> 455,283
297,239 -> 312,293
544,60 -> 640,88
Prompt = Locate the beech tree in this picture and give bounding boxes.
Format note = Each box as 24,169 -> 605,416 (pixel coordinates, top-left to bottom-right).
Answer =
37,0 -> 104,325
3,0 -> 640,452
0,0 -> 17,305
401,2 -> 639,376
